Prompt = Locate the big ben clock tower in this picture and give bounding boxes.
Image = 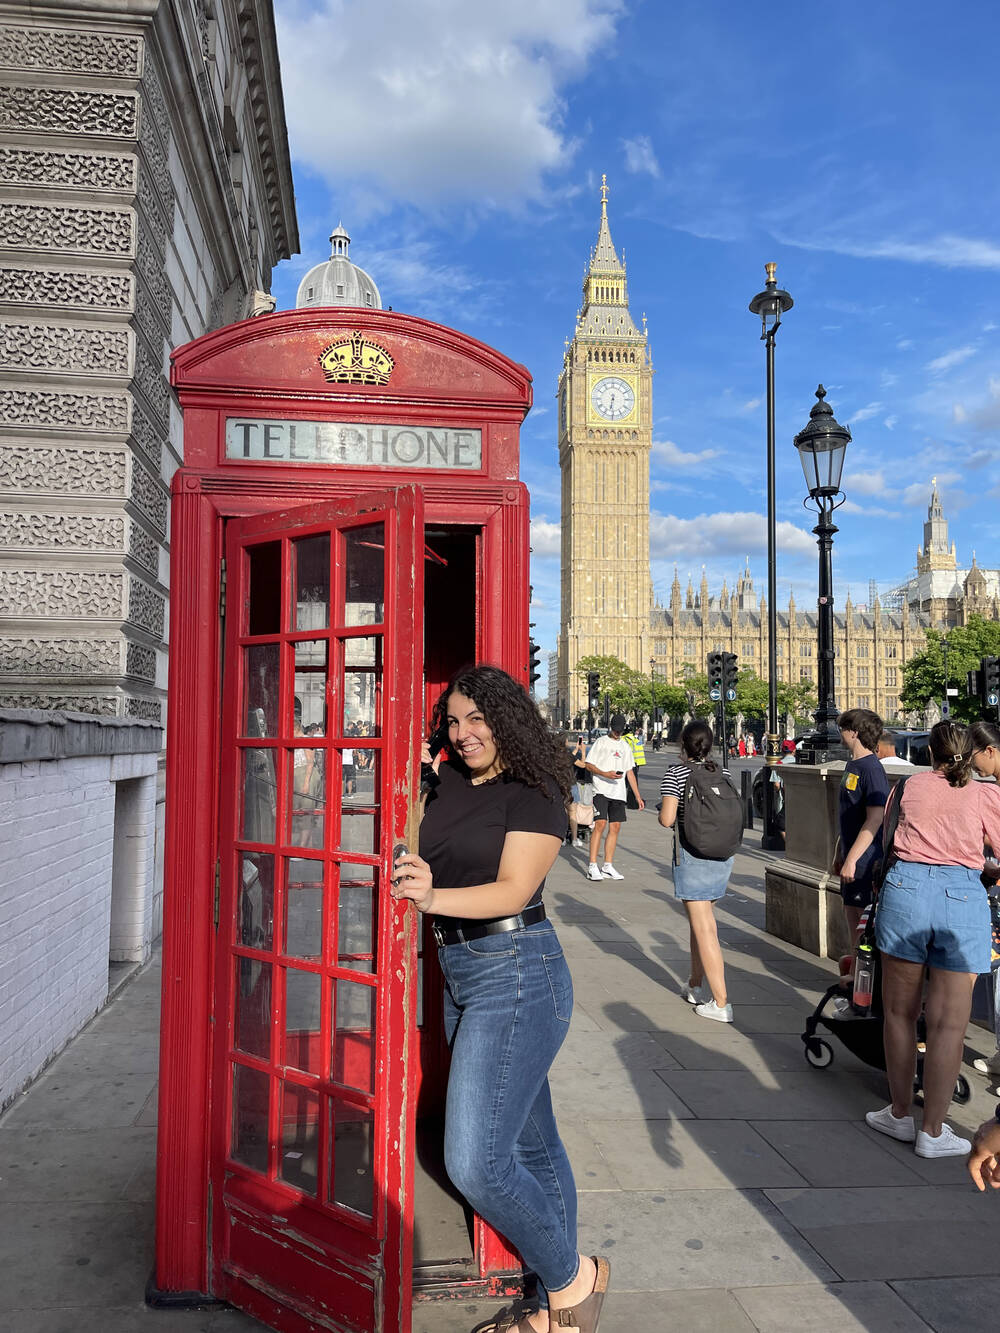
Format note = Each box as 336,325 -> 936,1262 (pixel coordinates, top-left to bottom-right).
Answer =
557,176 -> 652,721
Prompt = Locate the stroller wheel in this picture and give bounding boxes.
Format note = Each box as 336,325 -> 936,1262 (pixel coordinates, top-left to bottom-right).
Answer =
805,1038 -> 834,1068
954,1074 -> 972,1105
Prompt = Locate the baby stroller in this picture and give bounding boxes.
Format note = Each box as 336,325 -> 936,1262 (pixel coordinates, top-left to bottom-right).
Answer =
800,949 -> 971,1104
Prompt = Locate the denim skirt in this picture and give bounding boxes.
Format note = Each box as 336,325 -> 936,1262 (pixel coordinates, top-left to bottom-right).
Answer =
672,838 -> 733,902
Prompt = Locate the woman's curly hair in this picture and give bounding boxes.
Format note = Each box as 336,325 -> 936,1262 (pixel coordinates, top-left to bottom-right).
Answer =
432,664 -> 573,805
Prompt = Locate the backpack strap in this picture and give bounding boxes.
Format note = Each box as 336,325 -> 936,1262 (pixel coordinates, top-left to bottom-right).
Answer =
873,775 -> 909,892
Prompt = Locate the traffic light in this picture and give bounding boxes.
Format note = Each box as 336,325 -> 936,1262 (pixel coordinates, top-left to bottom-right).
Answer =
528,639 -> 541,686
968,666 -> 984,703
586,671 -> 601,710
983,656 -> 1000,709
722,652 -> 738,694
707,652 -> 723,694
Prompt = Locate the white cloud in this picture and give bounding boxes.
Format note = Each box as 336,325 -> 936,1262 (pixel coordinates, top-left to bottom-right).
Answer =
897,338 -> 914,351
780,232 -> 1000,272
649,511 -> 814,561
737,397 -> 762,415
621,134 -> 661,178
846,469 -> 890,497
276,0 -> 624,209
840,499 -> 897,518
884,415 -> 897,431
651,439 -> 721,468
849,402 -> 883,423
901,473 -> 960,506
926,345 -> 976,374
530,518 -> 562,556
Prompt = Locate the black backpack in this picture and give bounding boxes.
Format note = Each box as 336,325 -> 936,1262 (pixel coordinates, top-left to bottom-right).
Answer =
680,761 -> 744,860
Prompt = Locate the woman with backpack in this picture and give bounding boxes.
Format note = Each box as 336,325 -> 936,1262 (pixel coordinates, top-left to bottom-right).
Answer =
866,721 -> 1000,1157
658,719 -> 743,1024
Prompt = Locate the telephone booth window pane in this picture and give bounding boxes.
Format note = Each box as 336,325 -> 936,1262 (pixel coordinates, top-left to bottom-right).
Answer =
343,748 -> 376,806
244,644 -> 280,737
343,636 -> 381,735
241,749 -> 277,844
294,639 -> 328,736
248,542 -> 281,635
292,533 -> 330,631
340,810 -> 375,855
284,968 -> 322,1076
238,853 -> 274,950
337,872 -> 376,973
284,857 -> 323,960
288,747 -> 325,848
345,524 -> 385,625
232,1065 -> 270,1174
279,1083 -> 319,1196
329,1100 -> 374,1217
332,979 -> 375,1094
235,960 -> 271,1059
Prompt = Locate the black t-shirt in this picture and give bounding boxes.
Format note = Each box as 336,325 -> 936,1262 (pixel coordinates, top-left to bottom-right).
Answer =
838,753 -> 889,880
419,761 -> 566,915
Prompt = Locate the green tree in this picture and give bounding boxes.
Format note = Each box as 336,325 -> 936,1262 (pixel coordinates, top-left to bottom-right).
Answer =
575,654 -> 648,717
899,616 -> 1000,722
680,666 -> 816,736
777,678 -> 818,733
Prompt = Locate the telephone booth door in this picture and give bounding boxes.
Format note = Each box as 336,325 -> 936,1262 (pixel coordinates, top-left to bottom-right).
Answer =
211,487 -> 422,1333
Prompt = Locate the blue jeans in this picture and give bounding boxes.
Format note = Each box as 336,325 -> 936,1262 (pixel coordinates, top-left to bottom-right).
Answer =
876,861 -> 990,974
438,919 -> 578,1302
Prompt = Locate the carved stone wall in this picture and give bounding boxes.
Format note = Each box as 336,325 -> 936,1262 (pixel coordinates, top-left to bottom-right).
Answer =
0,1 -> 297,731
0,266 -> 134,311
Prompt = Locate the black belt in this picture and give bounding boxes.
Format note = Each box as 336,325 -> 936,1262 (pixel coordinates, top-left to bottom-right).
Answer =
432,903 -> 546,947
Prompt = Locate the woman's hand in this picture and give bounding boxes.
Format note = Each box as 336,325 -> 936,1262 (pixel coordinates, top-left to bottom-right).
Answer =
391,851 -> 436,913
840,857 -> 857,882
968,1119 -> 1000,1190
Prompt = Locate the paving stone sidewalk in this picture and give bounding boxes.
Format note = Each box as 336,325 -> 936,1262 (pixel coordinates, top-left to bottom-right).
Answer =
2,750 -> 999,1333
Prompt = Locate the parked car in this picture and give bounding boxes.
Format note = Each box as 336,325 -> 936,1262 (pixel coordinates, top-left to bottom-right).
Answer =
885,729 -> 931,766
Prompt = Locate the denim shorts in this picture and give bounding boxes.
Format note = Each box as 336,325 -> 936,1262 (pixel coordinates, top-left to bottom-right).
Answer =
672,839 -> 733,902
876,861 -> 991,974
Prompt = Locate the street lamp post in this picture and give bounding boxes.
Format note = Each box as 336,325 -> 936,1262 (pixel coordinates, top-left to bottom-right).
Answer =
649,656 -> 657,740
794,385 -> 851,762
749,262 -> 793,851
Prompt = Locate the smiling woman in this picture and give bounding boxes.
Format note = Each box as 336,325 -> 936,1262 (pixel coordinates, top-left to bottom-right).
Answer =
390,665 -> 615,1332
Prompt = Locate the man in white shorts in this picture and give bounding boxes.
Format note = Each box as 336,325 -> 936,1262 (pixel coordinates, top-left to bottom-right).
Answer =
584,713 -> 644,880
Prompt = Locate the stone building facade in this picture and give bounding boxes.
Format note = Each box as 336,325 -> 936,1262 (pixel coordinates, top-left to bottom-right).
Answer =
649,563 -> 931,724
0,0 -> 298,722
890,482 -> 1000,629
556,177 -> 652,719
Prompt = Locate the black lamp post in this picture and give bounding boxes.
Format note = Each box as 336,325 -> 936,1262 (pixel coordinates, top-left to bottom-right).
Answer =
749,262 -> 793,850
794,385 -> 851,762
649,656 -> 657,739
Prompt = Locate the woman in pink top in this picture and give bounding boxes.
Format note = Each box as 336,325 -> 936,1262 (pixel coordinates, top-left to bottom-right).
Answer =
865,721 -> 1000,1157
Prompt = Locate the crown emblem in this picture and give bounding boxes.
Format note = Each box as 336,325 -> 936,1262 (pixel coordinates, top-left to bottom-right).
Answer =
318,330 -> 395,385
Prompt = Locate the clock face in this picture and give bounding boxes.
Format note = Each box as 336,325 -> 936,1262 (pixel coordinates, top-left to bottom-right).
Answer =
591,375 -> 635,421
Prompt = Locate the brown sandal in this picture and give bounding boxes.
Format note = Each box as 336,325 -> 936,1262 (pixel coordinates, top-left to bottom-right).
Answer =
553,1256 -> 611,1331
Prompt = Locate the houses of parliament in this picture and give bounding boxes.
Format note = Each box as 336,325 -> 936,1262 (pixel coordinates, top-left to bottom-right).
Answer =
555,184 -> 1000,725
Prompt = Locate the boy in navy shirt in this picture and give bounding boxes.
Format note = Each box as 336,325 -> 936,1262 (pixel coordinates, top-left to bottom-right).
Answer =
834,708 -> 890,938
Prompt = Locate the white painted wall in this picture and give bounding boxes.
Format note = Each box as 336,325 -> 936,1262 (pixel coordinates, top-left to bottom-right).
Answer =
0,748 -> 158,1111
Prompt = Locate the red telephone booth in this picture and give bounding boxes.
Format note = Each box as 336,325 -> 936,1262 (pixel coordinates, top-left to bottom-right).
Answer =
154,309 -> 535,1333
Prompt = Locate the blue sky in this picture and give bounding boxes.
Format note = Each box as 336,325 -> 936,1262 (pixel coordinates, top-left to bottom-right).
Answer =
271,0 -> 1000,659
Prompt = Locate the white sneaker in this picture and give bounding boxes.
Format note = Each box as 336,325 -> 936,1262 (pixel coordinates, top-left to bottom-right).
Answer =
601,863 -> 624,880
865,1105 -> 916,1142
586,863 -> 603,881
682,983 -> 705,1005
694,999 -> 733,1023
973,1053 -> 1000,1076
915,1124 -> 972,1158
